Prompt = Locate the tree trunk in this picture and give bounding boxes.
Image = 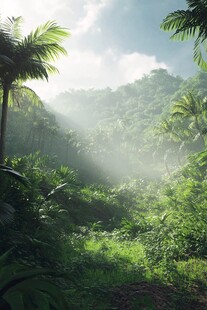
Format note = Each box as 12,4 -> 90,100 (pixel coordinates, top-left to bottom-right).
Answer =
164,158 -> 171,176
195,116 -> 206,149
66,141 -> 69,164
24,127 -> 33,152
0,85 -> 10,164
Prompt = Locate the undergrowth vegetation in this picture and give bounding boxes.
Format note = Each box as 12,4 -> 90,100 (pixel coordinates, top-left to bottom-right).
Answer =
1,152 -> 207,309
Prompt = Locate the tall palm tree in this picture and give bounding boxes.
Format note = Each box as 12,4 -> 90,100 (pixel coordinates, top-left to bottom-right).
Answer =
154,119 -> 184,173
160,0 -> 207,70
0,16 -> 69,163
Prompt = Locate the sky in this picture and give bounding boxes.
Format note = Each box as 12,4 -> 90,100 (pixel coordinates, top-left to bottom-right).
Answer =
1,0 -> 198,102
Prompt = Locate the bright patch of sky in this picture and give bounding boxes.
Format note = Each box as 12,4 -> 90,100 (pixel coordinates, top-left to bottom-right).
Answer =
1,0 -> 197,102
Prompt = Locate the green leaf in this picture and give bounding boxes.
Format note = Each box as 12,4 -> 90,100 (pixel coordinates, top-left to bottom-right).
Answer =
45,182 -> 67,200
0,263 -> 25,285
0,201 -> 15,225
0,249 -> 13,269
3,292 -> 24,310
4,279 -> 68,310
22,289 -> 50,310
0,296 -> 11,310
0,268 -> 52,295
0,165 -> 29,187
0,55 -> 14,66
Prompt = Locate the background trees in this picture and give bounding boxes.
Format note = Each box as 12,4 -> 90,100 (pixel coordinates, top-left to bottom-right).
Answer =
4,68 -> 207,181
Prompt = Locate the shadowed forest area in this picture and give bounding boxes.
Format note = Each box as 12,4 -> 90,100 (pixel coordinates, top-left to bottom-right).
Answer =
1,1 -> 207,309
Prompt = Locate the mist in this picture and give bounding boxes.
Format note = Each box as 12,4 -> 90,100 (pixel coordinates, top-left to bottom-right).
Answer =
43,69 -> 201,183
1,0 -> 203,183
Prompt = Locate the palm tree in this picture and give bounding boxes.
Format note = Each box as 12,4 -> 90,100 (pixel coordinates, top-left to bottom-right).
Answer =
154,119 -> 182,144
171,92 -> 207,148
160,0 -> 207,70
154,119 -> 184,174
0,16 -> 69,163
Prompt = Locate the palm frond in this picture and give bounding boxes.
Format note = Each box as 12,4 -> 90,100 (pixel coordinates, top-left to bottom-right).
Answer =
161,9 -> 200,41
16,59 -> 50,81
20,39 -> 67,62
161,1 -> 207,70
10,83 -> 43,108
23,21 -> 69,62
161,10 -> 193,32
171,92 -> 204,118
0,16 -> 23,40
0,55 -> 14,67
171,25 -> 199,41
45,183 -> 67,200
29,20 -> 69,44
193,37 -> 207,70
0,165 -> 29,186
0,31 -> 15,61
171,103 -> 192,117
186,0 -> 200,9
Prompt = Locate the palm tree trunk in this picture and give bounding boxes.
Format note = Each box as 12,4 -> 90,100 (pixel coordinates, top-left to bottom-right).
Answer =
66,141 -> 69,164
31,131 -> 35,151
164,159 -> 171,176
0,85 -> 10,164
173,142 -> 182,166
195,116 -> 205,149
24,127 -> 33,152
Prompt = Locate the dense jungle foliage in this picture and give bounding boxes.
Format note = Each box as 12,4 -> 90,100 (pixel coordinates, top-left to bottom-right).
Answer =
1,68 -> 207,309
1,1 -> 207,308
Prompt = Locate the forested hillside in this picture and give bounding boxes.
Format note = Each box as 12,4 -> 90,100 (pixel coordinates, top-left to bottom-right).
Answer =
1,2 -> 207,309
7,69 -> 207,181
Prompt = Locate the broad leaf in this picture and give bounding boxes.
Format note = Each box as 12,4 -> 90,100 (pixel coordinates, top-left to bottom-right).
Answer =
4,279 -> 68,310
0,165 -> 29,187
3,292 -> 24,310
0,201 -> 15,225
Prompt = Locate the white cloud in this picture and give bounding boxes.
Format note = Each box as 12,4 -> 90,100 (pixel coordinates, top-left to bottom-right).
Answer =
1,0 -> 168,102
1,0 -> 72,35
27,48 -> 168,101
72,0 -> 113,36
117,53 -> 168,81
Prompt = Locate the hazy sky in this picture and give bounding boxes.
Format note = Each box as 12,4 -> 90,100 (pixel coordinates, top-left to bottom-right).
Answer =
1,0 -> 197,101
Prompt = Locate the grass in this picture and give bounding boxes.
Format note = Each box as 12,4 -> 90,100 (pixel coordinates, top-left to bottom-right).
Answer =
85,235 -> 145,263
65,232 -> 151,309
177,259 -> 207,286
65,230 -> 207,309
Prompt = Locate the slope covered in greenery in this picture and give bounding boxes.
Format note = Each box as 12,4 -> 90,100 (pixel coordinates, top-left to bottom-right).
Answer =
1,68 -> 207,308
2,1 -> 207,307
1,150 -> 207,309
6,69 -> 207,182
